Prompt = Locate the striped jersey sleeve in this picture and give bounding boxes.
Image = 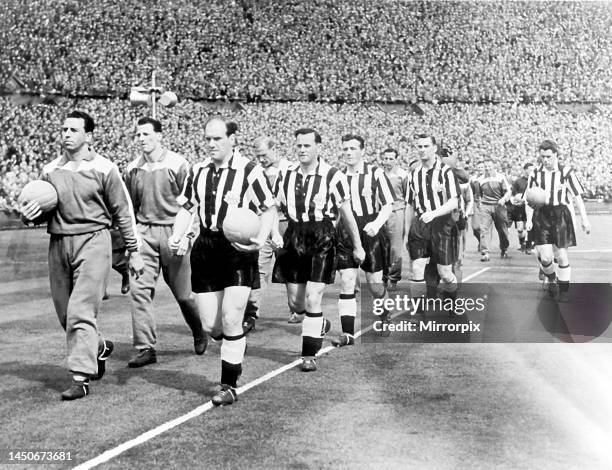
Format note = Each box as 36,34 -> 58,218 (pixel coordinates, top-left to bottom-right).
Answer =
329,168 -> 350,211
244,161 -> 277,213
373,167 -> 395,206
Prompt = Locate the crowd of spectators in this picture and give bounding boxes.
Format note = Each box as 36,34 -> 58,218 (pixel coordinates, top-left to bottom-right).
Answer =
1,97 -> 611,212
1,0 -> 612,103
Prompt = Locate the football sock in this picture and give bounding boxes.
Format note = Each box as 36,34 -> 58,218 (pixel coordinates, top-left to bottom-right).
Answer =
558,264 -> 570,292
302,312 -> 324,356
220,333 -> 246,388
338,293 -> 356,335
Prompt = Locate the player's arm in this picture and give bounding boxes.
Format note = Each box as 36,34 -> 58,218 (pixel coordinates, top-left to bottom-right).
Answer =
565,168 -> 591,234
404,204 -> 414,247
339,201 -> 365,263
498,176 -> 512,205
572,195 -> 591,234
364,169 -> 395,236
523,172 -> 535,231
464,183 -> 474,216
104,166 -> 144,278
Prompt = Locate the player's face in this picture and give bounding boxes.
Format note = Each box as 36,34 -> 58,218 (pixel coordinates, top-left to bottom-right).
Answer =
415,138 -> 436,163
342,139 -> 364,168
484,161 -> 494,176
255,145 -> 275,168
540,149 -> 558,171
476,163 -> 484,175
295,133 -> 318,165
381,151 -> 397,171
205,121 -> 234,162
523,165 -> 533,177
61,118 -> 89,152
136,124 -> 161,155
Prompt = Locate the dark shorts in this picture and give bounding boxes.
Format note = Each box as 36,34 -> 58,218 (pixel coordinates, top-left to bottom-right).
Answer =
507,203 -> 527,224
191,229 -> 258,293
336,214 -> 390,273
533,205 -> 576,248
272,219 -> 336,285
408,213 -> 458,266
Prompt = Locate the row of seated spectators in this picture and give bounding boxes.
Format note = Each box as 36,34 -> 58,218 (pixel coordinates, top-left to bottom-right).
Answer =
1,0 -> 612,103
1,97 -> 611,213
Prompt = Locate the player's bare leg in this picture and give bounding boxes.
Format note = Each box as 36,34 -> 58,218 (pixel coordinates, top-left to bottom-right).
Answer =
365,270 -> 391,336
194,291 -> 224,340
336,268 -> 358,346
211,286 -> 251,406
409,257 -> 429,316
298,281 -> 328,371
536,244 -> 558,297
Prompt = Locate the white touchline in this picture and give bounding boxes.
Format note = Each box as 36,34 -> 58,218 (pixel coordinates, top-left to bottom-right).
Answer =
74,266 -> 492,470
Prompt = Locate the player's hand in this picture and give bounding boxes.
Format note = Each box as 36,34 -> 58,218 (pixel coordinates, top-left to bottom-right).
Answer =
363,222 -> 380,237
525,220 -> 533,231
497,199 -> 506,206
175,236 -> 192,256
420,211 -> 436,224
352,245 -> 366,264
582,219 -> 591,235
129,252 -> 145,279
20,200 -> 42,222
168,234 -> 182,253
270,231 -> 284,250
232,237 -> 264,252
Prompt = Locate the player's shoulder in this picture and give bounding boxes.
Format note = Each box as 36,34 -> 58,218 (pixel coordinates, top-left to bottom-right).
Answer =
89,152 -> 118,175
164,150 -> 188,170
42,155 -> 63,174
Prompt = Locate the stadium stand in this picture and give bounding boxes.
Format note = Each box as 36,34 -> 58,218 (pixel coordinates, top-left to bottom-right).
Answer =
1,0 -> 611,211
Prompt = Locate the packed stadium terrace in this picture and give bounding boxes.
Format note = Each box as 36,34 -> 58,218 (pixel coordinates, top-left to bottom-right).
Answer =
1,1 -> 612,211
1,0 -> 612,102
1,97 -> 612,212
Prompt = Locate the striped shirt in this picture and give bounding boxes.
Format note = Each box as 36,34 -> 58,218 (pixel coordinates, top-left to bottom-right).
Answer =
42,149 -> 139,251
124,149 -> 189,225
405,159 -> 460,215
524,164 -> 584,206
177,150 -> 276,231
345,162 -> 395,217
275,158 -> 350,223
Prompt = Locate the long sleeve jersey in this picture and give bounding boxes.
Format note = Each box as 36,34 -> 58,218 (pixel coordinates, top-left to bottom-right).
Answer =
42,150 -> 139,252
124,149 -> 189,225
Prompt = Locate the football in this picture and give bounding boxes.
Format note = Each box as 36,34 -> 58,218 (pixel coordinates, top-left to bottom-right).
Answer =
222,207 -> 261,244
525,186 -> 547,208
18,180 -> 58,214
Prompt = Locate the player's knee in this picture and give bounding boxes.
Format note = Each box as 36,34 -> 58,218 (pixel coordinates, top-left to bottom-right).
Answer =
305,291 -> 323,311
339,270 -> 357,293
411,258 -> 427,280
539,254 -> 554,266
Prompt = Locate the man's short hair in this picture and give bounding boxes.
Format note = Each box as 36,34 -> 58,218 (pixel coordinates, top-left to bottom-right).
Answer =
523,162 -> 534,170
414,133 -> 436,145
253,136 -> 274,150
539,140 -> 558,154
294,128 -> 321,144
66,110 -> 95,133
341,134 -> 365,149
382,148 -> 399,158
205,118 -> 239,137
137,117 -> 162,133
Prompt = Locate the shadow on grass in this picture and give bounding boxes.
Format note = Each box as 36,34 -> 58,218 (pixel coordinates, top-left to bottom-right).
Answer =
113,366 -> 218,395
0,361 -> 69,392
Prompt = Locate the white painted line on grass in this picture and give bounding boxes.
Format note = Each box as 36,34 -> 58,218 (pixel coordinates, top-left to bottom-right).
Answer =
75,267 -> 492,470
462,267 -> 491,282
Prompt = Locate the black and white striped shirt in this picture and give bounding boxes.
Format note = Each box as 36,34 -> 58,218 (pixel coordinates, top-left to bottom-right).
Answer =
275,158 -> 350,223
405,159 -> 460,215
345,162 -> 395,217
525,164 -> 584,206
177,150 -> 276,231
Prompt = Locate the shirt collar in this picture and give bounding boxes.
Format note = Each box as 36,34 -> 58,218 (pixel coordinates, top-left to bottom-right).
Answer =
346,160 -> 366,175
58,147 -> 96,166
295,157 -> 322,177
208,149 -> 239,170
